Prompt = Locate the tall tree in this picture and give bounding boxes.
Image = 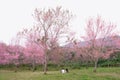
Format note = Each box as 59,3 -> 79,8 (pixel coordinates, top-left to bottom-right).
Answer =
82,16 -> 117,72
17,7 -> 72,74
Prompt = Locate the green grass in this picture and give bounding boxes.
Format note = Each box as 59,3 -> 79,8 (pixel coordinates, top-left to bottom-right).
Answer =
0,67 -> 120,80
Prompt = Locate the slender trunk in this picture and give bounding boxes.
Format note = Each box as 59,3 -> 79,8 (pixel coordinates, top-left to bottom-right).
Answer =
93,59 -> 98,72
32,55 -> 36,72
107,59 -> 110,68
44,56 -> 47,74
43,33 -> 48,74
85,61 -> 88,69
32,60 -> 36,72
14,65 -> 18,72
43,50 -> 48,74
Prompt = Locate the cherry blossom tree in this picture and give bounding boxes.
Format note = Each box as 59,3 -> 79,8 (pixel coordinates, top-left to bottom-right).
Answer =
24,41 -> 44,71
81,16 -> 117,72
6,44 -> 24,72
17,7 -> 72,74
0,42 -> 9,65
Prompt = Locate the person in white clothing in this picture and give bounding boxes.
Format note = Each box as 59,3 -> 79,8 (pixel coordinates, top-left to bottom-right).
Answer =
61,68 -> 66,73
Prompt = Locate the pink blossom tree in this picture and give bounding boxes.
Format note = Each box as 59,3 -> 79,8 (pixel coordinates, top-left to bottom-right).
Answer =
17,7 -> 72,74
0,42 -> 9,65
82,16 -> 117,72
6,44 -> 24,72
24,41 -> 44,71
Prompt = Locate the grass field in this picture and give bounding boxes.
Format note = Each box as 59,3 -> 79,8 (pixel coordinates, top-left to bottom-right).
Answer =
0,67 -> 120,80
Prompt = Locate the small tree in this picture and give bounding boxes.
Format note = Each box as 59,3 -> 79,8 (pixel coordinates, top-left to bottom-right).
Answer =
17,7 -> 72,74
0,42 -> 9,65
7,44 -> 25,72
82,16 -> 117,72
24,41 -> 44,71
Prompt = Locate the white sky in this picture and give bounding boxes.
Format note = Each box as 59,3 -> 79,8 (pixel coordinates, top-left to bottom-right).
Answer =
0,0 -> 120,44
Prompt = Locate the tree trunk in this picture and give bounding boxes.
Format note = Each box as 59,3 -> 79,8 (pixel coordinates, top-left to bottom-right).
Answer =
14,65 -> 18,72
107,59 -> 110,68
32,55 -> 36,72
43,48 -> 48,75
43,54 -> 47,74
93,59 -> 98,72
85,61 -> 88,69
32,61 -> 36,72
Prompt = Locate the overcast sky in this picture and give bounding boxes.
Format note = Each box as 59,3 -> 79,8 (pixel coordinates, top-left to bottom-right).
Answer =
0,0 -> 120,44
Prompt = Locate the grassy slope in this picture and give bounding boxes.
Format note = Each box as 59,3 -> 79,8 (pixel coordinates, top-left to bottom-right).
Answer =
0,67 -> 120,80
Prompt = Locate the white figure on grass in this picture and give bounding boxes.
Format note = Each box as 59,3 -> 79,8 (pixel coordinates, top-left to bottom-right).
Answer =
61,69 -> 66,73
61,68 -> 69,73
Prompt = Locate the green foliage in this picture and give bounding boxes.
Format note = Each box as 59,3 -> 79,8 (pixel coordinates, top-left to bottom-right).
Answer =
98,52 -> 120,67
